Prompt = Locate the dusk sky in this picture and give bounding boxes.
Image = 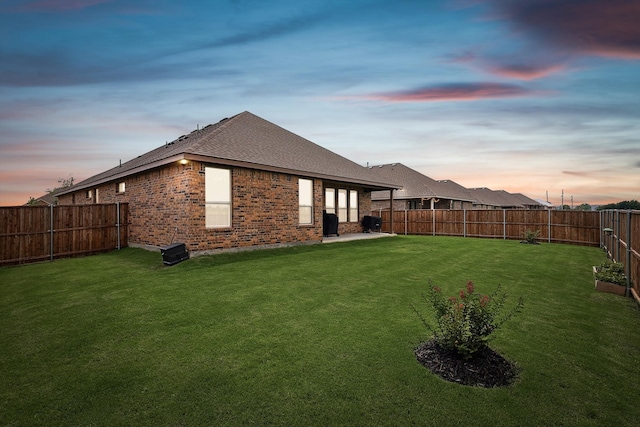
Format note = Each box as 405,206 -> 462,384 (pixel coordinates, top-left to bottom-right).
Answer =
1,0 -> 639,207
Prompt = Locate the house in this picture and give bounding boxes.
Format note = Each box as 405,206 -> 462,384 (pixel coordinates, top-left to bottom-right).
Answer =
26,190 -> 60,206
511,193 -> 545,210
56,112 -> 398,254
465,188 -> 525,209
369,163 -> 475,211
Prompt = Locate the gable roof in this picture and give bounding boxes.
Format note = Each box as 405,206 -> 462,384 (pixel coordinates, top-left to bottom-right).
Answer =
369,163 -> 475,202
465,188 -> 523,208
511,193 -> 543,208
59,112 -> 398,195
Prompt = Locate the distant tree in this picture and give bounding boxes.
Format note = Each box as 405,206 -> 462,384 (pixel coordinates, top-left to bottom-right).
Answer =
46,175 -> 74,194
26,197 -> 38,206
576,203 -> 592,211
597,200 -> 640,210
562,204 -> 571,210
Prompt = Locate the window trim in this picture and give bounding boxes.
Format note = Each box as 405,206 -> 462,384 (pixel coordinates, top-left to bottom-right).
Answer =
337,189 -> 348,223
299,178 -> 314,225
205,166 -> 232,229
325,188 -> 335,214
349,190 -> 358,222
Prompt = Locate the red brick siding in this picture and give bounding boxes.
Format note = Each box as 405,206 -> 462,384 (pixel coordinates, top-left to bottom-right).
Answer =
59,161 -> 378,252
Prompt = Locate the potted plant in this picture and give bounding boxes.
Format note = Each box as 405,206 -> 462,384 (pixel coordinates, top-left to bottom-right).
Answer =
593,261 -> 627,296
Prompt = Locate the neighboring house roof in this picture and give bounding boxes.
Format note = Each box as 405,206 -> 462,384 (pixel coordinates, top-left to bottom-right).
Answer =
369,163 -> 475,202
26,189 -> 63,206
37,192 -> 58,205
534,199 -> 555,209
511,193 -> 543,208
59,111 -> 398,195
435,179 -> 476,203
466,188 -> 523,208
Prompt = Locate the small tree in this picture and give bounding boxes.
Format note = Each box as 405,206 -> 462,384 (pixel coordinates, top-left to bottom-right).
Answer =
522,229 -> 540,244
412,281 -> 523,359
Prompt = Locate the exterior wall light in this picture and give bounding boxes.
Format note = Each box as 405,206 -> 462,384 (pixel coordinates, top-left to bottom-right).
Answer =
179,159 -> 188,165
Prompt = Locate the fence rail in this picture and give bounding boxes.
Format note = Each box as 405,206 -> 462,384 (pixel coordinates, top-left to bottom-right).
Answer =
376,209 -> 601,246
374,208 -> 638,299
0,203 -> 128,266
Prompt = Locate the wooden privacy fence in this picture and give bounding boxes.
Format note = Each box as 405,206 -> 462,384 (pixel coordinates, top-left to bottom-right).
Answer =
0,203 -> 128,266
600,210 -> 640,300
375,209 -> 601,246
374,208 -> 639,300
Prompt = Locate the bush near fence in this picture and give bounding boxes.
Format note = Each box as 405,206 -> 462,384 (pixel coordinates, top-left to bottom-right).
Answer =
374,209 -> 638,299
0,203 -> 128,266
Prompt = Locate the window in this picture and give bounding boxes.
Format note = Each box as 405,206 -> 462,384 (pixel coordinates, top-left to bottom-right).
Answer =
95,188 -> 99,203
117,182 -> 125,193
338,189 -> 348,223
349,190 -> 358,222
87,190 -> 92,199
299,178 -> 313,225
325,188 -> 335,214
205,167 -> 231,228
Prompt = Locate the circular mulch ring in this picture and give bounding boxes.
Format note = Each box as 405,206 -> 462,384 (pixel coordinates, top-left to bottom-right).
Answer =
415,340 -> 519,388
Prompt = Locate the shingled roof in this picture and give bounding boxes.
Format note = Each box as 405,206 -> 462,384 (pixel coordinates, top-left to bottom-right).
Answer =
59,112 -> 398,194
369,163 -> 475,202
465,188 -> 523,208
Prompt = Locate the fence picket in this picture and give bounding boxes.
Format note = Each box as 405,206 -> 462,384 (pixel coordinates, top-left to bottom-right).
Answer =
0,204 -> 128,266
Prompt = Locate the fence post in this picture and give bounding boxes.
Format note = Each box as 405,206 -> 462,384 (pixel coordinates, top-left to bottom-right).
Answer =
116,202 -> 121,250
404,209 -> 407,236
50,204 -> 54,262
599,210 -> 603,248
503,209 -> 506,240
548,209 -> 551,243
626,211 -> 631,297
463,209 -> 466,238
432,210 -> 435,236
615,210 -> 620,261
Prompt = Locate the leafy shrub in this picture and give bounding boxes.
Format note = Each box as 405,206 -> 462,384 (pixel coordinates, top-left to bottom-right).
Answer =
594,261 -> 627,286
522,229 -> 541,244
413,281 -> 523,359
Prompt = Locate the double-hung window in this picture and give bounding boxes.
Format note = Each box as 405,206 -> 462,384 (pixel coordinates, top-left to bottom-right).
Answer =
205,167 -> 231,228
325,188 -> 335,214
299,178 -> 313,224
349,190 -> 358,222
337,189 -> 348,223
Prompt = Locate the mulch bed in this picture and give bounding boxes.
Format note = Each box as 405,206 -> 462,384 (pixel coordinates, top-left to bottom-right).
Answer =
415,340 -> 519,388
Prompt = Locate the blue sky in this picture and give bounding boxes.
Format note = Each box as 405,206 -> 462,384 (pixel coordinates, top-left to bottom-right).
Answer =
1,0 -> 638,206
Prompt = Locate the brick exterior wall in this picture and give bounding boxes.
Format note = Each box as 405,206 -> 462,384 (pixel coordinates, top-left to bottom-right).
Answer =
58,160 -> 375,253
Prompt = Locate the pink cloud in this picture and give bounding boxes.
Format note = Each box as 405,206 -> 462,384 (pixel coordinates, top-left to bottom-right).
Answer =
361,83 -> 531,102
483,63 -> 566,80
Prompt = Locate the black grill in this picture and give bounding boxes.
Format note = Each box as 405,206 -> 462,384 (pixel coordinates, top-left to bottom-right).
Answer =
323,211 -> 339,237
362,215 -> 381,233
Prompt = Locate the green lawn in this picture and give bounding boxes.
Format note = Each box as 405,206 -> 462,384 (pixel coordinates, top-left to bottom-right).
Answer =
1,236 -> 639,426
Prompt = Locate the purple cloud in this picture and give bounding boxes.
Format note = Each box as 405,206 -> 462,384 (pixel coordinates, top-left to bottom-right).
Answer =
487,0 -> 640,59
18,0 -> 113,12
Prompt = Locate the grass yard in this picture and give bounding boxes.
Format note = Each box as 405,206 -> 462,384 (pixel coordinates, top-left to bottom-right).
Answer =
1,236 -> 639,426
